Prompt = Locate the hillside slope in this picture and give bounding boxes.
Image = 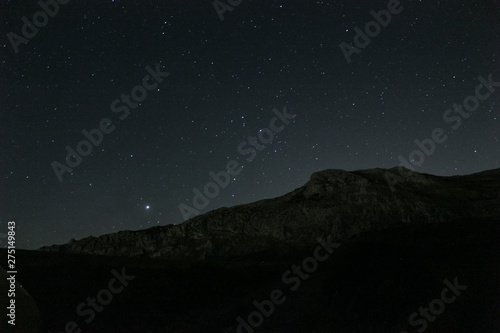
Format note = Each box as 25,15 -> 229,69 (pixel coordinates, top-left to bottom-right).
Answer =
39,167 -> 500,259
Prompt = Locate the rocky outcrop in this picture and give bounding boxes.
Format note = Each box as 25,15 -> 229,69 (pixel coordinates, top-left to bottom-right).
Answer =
39,167 -> 500,259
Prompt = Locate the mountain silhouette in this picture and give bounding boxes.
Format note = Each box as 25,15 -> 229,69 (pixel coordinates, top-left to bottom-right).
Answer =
2,167 -> 499,332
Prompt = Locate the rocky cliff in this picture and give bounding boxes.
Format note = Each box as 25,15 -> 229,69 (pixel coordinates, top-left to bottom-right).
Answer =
39,167 -> 500,259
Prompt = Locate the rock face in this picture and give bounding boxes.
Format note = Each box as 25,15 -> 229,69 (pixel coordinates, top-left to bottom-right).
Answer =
39,167 -> 500,259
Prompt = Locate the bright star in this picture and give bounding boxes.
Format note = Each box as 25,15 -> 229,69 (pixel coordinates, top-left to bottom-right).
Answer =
146,205 -> 150,210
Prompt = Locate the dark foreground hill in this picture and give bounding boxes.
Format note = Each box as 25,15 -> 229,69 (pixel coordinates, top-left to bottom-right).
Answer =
1,219 -> 500,332
1,167 -> 499,332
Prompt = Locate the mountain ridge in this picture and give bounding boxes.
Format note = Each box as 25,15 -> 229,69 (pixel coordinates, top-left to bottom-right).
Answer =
39,167 -> 500,259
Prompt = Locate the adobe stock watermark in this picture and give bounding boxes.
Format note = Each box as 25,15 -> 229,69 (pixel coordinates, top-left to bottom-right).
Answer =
385,73 -> 500,192
235,235 -> 340,333
5,221 -> 16,326
400,277 -> 467,333
178,105 -> 295,220
51,64 -> 169,182
7,0 -> 71,54
339,0 -> 404,64
212,0 -> 243,21
58,267 -> 135,333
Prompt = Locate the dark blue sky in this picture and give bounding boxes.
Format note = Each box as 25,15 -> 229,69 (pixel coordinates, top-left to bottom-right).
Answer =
1,0 -> 499,249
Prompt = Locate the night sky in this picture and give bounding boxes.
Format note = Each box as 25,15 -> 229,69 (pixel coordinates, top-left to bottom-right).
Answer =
1,0 -> 499,249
